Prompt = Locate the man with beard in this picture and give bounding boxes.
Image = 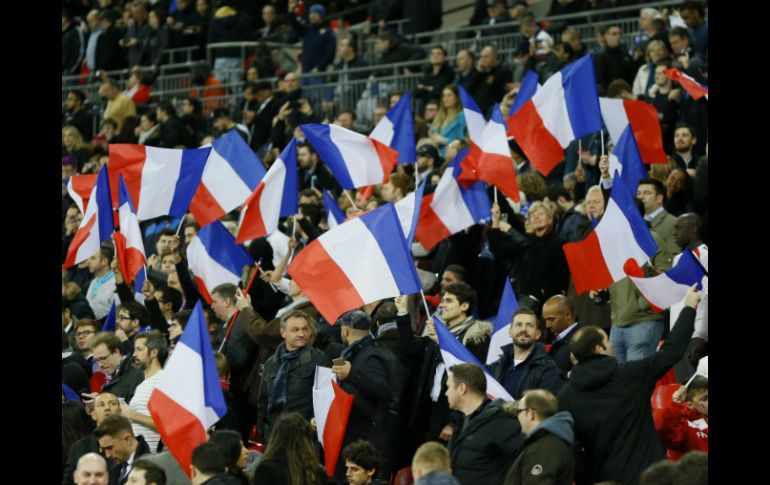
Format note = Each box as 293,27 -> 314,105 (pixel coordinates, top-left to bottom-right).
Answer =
120,331 -> 167,453
671,125 -> 700,176
541,295 -> 581,376
488,307 -> 564,399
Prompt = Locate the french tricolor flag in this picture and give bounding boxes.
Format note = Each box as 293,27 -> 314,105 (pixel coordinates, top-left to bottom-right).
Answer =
113,176 -> 147,285
301,124 -> 399,189
508,70 -> 540,119
600,98 -> 668,192
458,85 -> 487,141
235,139 -> 299,243
187,221 -> 253,304
107,144 -> 210,222
287,203 -> 421,323
190,130 -> 268,228
624,250 -> 707,313
434,316 -> 513,401
134,267 -> 147,305
415,149 -> 491,250
485,278 -> 519,365
507,54 -> 603,175
663,68 -> 708,100
394,177 -> 427,246
323,190 -> 346,229
102,302 -> 117,332
148,301 -> 227,479
312,366 -> 354,477
369,91 -> 417,165
563,173 -> 658,294
458,104 -> 520,202
67,174 -> 98,213
63,165 -> 113,268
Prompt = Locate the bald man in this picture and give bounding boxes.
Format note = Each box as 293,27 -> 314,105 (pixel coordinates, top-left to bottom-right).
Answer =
74,453 -> 109,485
542,295 -> 581,375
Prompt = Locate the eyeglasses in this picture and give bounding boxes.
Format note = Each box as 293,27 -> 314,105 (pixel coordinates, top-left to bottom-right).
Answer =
116,315 -> 132,321
76,330 -> 96,338
94,353 -> 114,364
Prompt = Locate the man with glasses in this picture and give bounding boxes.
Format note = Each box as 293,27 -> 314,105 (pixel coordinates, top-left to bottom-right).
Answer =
115,302 -> 151,356
504,389 -> 575,485
88,332 -> 144,402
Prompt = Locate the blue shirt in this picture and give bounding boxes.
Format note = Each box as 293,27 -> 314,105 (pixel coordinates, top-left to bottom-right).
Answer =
86,28 -> 103,70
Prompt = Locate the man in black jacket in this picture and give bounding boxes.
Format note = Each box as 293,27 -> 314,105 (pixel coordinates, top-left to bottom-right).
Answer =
156,102 -> 192,148
248,81 -> 281,152
94,414 -> 152,485
332,310 -> 392,481
446,363 -> 523,485
62,9 -> 84,76
471,45 -> 513,116
64,393 -> 121,485
541,295 -> 581,375
257,309 -> 331,440
594,24 -> 633,92
489,307 -> 565,399
415,47 -> 456,114
558,286 -> 701,485
95,9 -> 126,73
89,333 -> 145,403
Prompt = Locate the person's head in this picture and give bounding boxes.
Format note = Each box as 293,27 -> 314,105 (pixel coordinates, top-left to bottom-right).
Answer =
91,392 -> 121,424
148,7 -> 166,29
684,375 -> 708,416
411,441 -> 452,480
94,414 -> 137,464
441,264 -> 467,291
607,79 -> 633,99
74,453 -> 109,485
85,9 -> 101,30
338,310 -> 372,346
139,111 -> 157,133
211,283 -> 238,321
130,1 -> 148,23
570,325 -> 612,363
98,79 -> 120,100
516,389 -> 558,434
486,0 -> 506,19
509,307 -> 541,350
479,45 -> 499,70
456,49 -> 475,73
75,319 -> 100,351
441,282 -> 476,323
336,109 -> 357,131
561,27 -> 582,50
373,104 -> 389,126
673,212 -> 702,248
674,125 -> 697,153
636,178 -> 666,215
280,310 -> 314,351
196,0 -> 210,16
87,245 -> 113,276
284,72 -> 300,93
416,144 -> 440,172
117,301 -> 150,336
381,172 -> 411,203
679,1 -> 705,29
343,440 -> 379,485
668,26 -> 690,54
98,8 -> 118,28
527,201 -> 555,235
585,185 -> 605,219
638,7 -> 659,32
665,168 -> 690,198
446,363 -> 486,412
183,222 -> 200,246
169,309 -> 192,341
654,61 -> 673,88
155,228 -> 176,256
261,412 -> 322,485
211,107 -> 233,131
542,295 -> 576,337
66,91 -> 86,113
440,84 -> 460,111
604,24 -> 622,49
209,429 -> 249,473
308,3 -> 326,24
261,3 -> 276,24
167,271 -> 183,295
639,460 -> 677,485
158,286 -> 183,314
675,451 -> 708,485
338,35 -> 357,61
375,31 -> 393,54
127,459 -> 166,485
519,14 -> 537,38
296,142 -> 319,170
553,42 -> 574,63
544,185 -> 574,215
430,46 -> 447,66
190,442 -> 227,485
90,333 -> 124,375
181,96 -> 202,116
133,330 -> 168,371
160,252 -> 176,273
646,40 -> 669,64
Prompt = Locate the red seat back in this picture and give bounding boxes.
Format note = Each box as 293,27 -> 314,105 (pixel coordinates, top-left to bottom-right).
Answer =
392,467 -> 413,485
651,383 -> 681,430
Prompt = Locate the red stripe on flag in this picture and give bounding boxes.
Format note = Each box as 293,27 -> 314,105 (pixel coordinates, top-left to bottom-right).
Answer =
235,183 -> 268,243
663,68 -> 708,101
108,144 -> 146,210
461,144 -> 521,202
62,215 -> 98,268
623,100 -> 668,164
189,183 -> 227,228
371,138 -> 399,183
507,101 -> 565,176
562,231 -> 614,294
414,193 -> 452,251
623,259 -> 664,313
148,389 -> 208,479
194,276 -> 213,304
71,174 -> 98,211
322,381 -> 354,477
456,143 -> 483,187
287,240 -> 364,324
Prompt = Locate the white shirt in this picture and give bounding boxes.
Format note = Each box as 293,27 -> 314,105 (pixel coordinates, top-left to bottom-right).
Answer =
129,372 -> 162,453
556,322 -> 579,342
669,244 -> 708,341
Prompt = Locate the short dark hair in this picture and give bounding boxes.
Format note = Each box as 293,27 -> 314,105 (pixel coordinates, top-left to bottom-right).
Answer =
512,307 -> 538,325
342,440 -> 379,472
669,26 -> 690,40
156,101 -> 177,118
121,301 -> 150,326
680,1 -> 705,17
98,243 -> 115,263
69,90 -> 86,103
442,282 -> 477,314
449,363 -> 486,396
280,309 -> 315,330
211,283 -> 238,303
102,118 -> 119,130
160,286 -> 183,312
685,376 -> 708,402
158,228 -> 177,238
638,178 -> 666,200
94,414 -> 134,440
432,46 -> 447,56
443,264 -> 467,282
639,460 -> 677,485
546,185 -> 573,203
570,325 -> 606,363
89,332 -> 123,354
132,459 -> 167,485
299,188 -> 320,201
191,442 -> 228,475
135,330 -> 169,366
174,309 -> 192,329
607,79 -> 632,98
674,124 -> 695,138
372,301 -> 398,327
338,109 -> 357,121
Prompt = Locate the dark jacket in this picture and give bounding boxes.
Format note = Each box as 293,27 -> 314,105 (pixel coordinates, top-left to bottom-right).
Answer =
449,399 -> 524,485
124,20 -> 152,67
489,343 -> 565,400
158,116 -> 192,148
557,307 -> 697,485
454,68 -> 481,94
594,45 -> 633,90
416,63 -> 456,103
96,25 -> 126,72
208,10 -> 254,59
290,18 -> 337,73
415,471 -> 462,485
141,25 -> 170,67
258,344 -> 331,439
378,37 -> 425,75
109,435 -> 151,485
62,23 -> 84,75
299,162 -> 341,195
504,412 -> 575,485
548,324 -> 581,376
250,95 -> 281,150
251,449 -> 327,485
63,435 -> 115,485
102,355 -> 145,403
470,63 -> 513,116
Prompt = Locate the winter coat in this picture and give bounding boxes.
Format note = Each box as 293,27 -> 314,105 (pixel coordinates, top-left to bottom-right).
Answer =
504,412 -> 575,485
489,343 -> 565,399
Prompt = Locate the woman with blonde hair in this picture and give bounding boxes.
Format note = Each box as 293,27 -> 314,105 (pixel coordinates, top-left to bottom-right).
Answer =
429,85 -> 467,157
62,125 -> 92,170
632,40 -> 670,99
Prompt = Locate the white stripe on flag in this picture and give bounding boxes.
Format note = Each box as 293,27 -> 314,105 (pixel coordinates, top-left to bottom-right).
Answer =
431,170 -> 475,233
599,98 -> 629,144
370,115 -> 395,146
187,238 -> 242,293
532,72 -> 576,147
328,126 -> 384,187
138,148 -> 184,220
258,159 -> 288,234
439,349 -> 513,401
201,148 -> 253,212
595,199 -> 653,281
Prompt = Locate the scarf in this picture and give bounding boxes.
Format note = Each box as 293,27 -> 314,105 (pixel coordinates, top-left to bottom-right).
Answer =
268,344 -> 303,412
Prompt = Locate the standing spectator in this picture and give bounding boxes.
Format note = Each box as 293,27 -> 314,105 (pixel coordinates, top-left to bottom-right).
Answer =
410,442 -> 460,485
680,1 -> 708,63
557,287 -> 701,485
141,7 -> 170,73
251,413 -> 326,484
633,7 -> 660,52
96,9 -> 126,73
429,85 -> 466,158
94,414 -> 152,484
374,31 -> 425,73
258,3 -> 296,43
541,295 -> 581,376
83,9 -> 102,75
645,61 -> 680,154
99,79 -> 137,132
632,40 -> 670,100
167,0 -> 206,59
416,47 -> 456,115
594,24 -> 633,91
120,1 -> 152,68
249,81 -> 281,152
479,0 -> 512,38
471,45 -> 512,116
84,246 -> 118,320
156,101 -> 192,148
63,9 -> 85,76
208,1 -> 254,88
330,35 -> 369,111
288,1 -> 337,104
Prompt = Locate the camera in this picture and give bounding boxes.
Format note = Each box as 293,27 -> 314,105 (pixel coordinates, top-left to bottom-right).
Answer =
592,290 -> 609,305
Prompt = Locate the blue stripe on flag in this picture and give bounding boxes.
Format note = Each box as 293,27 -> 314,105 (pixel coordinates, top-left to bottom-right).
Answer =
301,124 -> 356,189
198,221 -> 254,275
211,131 -> 266,190
390,92 -> 417,164
609,173 -> 658,258
323,190 -> 346,225
509,70 -> 539,118
169,147 -> 211,217
180,301 -> 227,417
614,126 -> 648,195
279,139 -> 299,217
667,250 -> 707,289
95,166 -> 114,241
562,54 -> 603,138
493,278 -> 519,333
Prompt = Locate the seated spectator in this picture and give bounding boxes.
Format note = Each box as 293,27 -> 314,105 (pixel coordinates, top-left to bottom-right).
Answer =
137,111 -> 161,146
374,31 -> 425,76
471,45 -> 513,116
342,440 -> 389,485
416,47 -> 455,115
411,441 -> 460,485
62,125 -> 92,171
664,168 -> 694,216
429,85 -> 467,158
99,78 -> 137,131
63,90 -> 94,141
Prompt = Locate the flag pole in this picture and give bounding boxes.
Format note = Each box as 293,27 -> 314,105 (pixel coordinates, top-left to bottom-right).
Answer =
218,262 -> 263,351
344,190 -> 358,211
419,289 -> 433,334
600,130 -> 605,156
175,217 -> 185,237
287,217 -> 298,266
493,186 -> 498,204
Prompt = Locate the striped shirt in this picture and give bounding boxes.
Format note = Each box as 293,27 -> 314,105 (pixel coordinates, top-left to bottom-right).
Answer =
129,372 -> 162,453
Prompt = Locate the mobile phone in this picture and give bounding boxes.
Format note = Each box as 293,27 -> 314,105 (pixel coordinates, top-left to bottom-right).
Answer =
332,358 -> 346,366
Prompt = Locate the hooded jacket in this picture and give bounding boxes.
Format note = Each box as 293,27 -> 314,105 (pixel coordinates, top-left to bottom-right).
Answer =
504,412 -> 575,485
